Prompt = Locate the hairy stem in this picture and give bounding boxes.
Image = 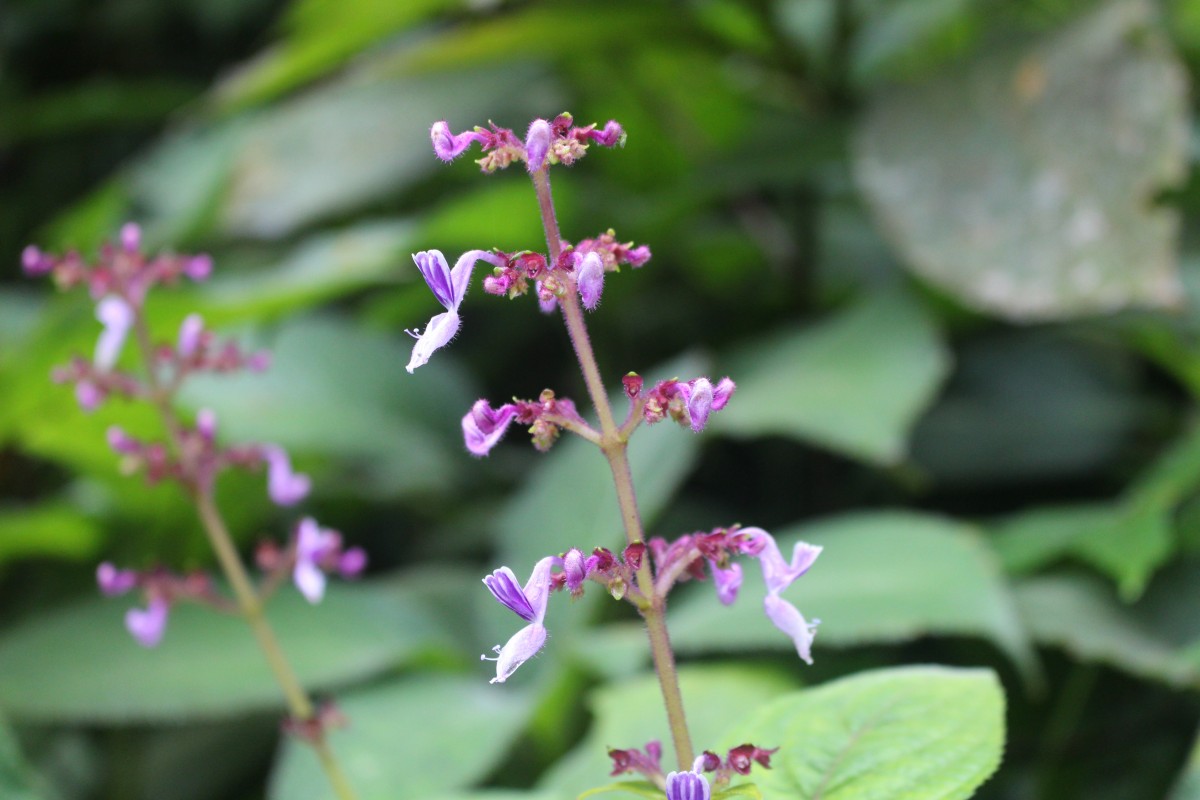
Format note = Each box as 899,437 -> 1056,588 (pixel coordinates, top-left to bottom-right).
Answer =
531,168 -> 695,768
130,315 -> 358,800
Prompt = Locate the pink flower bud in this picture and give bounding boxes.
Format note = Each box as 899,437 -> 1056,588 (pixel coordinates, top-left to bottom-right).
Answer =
184,254 -> 213,281
576,252 -> 604,311
21,245 -> 51,276
120,223 -> 141,254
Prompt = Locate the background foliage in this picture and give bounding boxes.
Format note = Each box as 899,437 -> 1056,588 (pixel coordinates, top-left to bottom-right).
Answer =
3,0 -> 1200,797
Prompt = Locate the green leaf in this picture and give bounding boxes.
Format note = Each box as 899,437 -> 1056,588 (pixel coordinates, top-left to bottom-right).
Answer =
1169,725 -> 1200,799
0,580 -> 450,723
0,502 -> 101,565
713,292 -> 950,465
577,781 -> 663,800
493,354 -> 705,571
668,512 -> 1040,685
855,0 -> 1188,320
538,664 -> 799,797
179,313 -> 470,499
724,666 -> 1005,800
713,785 -> 763,800
269,675 -> 538,800
1015,575 -> 1200,688
0,712 -> 49,800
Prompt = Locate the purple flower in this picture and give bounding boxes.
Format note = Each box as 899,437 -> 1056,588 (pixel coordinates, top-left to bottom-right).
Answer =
562,548 -> 587,595
709,560 -> 742,606
21,245 -> 52,276
482,556 -> 557,683
294,517 -> 337,603
405,249 -> 503,373
745,527 -> 822,663
462,399 -> 518,456
263,445 -> 311,506
196,408 -> 217,441
97,562 -> 138,595
430,121 -> 486,162
177,313 -> 204,358
76,380 -> 103,412
338,547 -> 368,577
665,766 -> 710,800
94,296 -> 133,370
125,596 -> 169,648
184,254 -> 213,281
525,118 -> 552,172
576,251 -> 604,311
684,377 -> 736,433
120,222 -> 141,254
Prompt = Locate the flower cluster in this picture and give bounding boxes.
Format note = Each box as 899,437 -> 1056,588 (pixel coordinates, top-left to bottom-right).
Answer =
431,113 -> 624,173
481,527 -> 819,682
633,375 -> 736,433
26,225 -> 367,648
461,390 -> 587,456
608,741 -> 779,797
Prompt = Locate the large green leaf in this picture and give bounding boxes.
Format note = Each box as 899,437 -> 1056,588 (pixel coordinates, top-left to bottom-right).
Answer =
0,713 -> 49,800
0,502 -> 101,565
538,664 -> 799,797
668,512 -> 1039,684
0,580 -> 450,723
724,666 -> 1005,800
713,292 -> 950,465
1014,575 -> 1200,688
855,0 -> 1188,320
270,675 -> 538,800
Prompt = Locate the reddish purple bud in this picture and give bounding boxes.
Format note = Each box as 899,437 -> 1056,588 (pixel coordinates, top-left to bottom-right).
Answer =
483,273 -> 511,295
184,254 -> 213,281
120,223 -> 141,254
697,751 -> 722,772
590,120 -> 625,147
626,244 -> 651,267
587,547 -> 617,574
21,245 -> 52,276
727,744 -> 778,775
97,562 -> 138,595
525,118 -> 552,172
623,373 -> 643,400
622,541 -> 645,572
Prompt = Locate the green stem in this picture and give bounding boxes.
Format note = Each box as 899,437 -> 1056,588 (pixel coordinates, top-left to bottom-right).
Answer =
130,315 -> 358,800
531,168 -> 695,768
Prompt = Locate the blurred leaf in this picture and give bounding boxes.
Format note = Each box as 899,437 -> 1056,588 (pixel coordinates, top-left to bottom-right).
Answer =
911,334 -> 1146,485
0,503 -> 101,565
493,354 -> 706,571
1170,726 -> 1200,800
668,512 -> 1040,685
855,0 -> 1188,320
714,291 -> 950,465
0,79 -> 197,143
853,0 -> 984,83
270,674 -> 538,800
141,717 -> 278,800
180,313 -> 470,499
213,0 -> 462,111
0,580 -> 449,723
0,713 -> 49,800
1014,575 -> 1200,688
724,666 -> 1004,800
577,782 -> 662,800
538,664 -> 798,796
992,421 -> 1200,598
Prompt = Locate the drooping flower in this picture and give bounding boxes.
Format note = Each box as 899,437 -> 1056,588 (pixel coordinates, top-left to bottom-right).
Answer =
262,444 -> 311,506
293,517 -> 337,603
405,249 -> 504,373
94,296 -> 133,370
462,399 -> 519,456
744,527 -> 822,663
430,121 -> 486,162
482,556 -> 557,683
665,762 -> 711,800
125,596 -> 170,648
576,251 -> 604,310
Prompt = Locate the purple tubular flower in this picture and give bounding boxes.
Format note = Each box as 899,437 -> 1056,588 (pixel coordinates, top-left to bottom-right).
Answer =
97,562 -> 137,595
482,556 -> 556,683
686,378 -> 714,432
576,252 -> 604,311
462,399 -> 519,456
525,118 -> 552,172
294,517 -> 337,603
665,767 -> 710,800
177,313 -> 204,358
120,222 -> 141,253
263,445 -> 311,506
405,249 -> 504,373
709,560 -> 742,606
430,121 -> 485,162
590,120 -> 626,148
747,528 -> 821,594
764,594 -> 819,664
94,296 -> 134,370
125,597 -> 169,648
712,377 -> 736,411
562,548 -> 587,595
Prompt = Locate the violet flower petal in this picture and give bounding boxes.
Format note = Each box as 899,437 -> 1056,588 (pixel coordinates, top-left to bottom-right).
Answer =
687,378 -> 714,432
405,310 -> 461,373
746,528 -> 822,594
125,597 -> 169,648
763,593 -> 818,665
483,566 -> 538,622
709,560 -> 742,606
462,399 -> 518,456
430,121 -> 484,161
525,118 -> 552,172
94,296 -> 133,370
711,377 -> 736,411
263,445 -> 311,506
294,517 -> 335,603
413,250 -> 456,310
665,769 -> 711,800
97,562 -> 137,596
485,622 -> 547,684
577,252 -> 604,311
177,313 -> 204,358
